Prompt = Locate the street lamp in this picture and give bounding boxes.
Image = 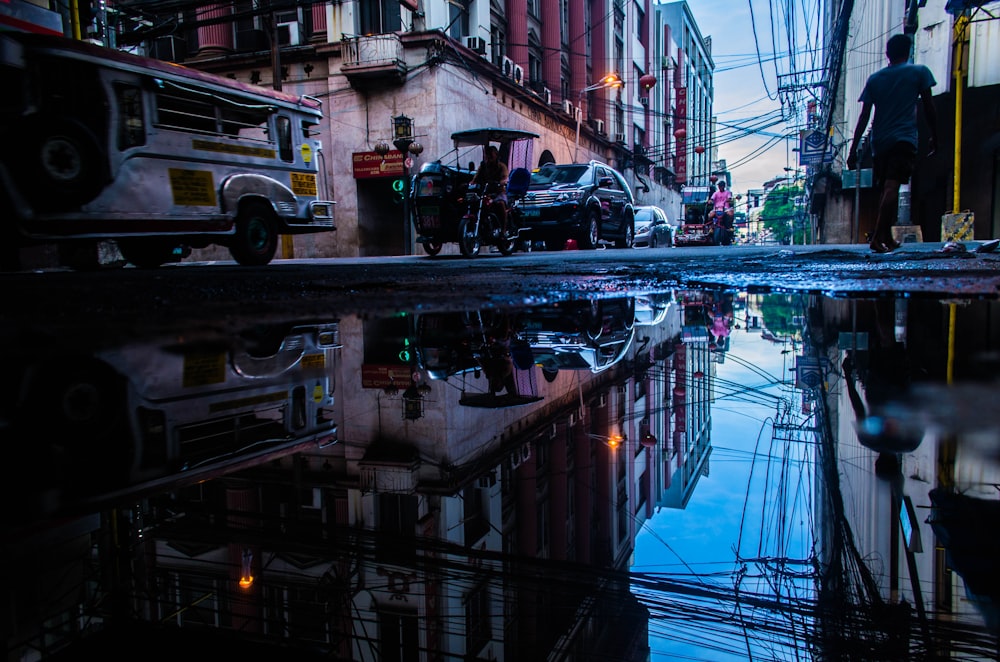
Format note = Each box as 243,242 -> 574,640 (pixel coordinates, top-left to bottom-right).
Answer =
574,73 -> 623,163
391,115 -> 424,254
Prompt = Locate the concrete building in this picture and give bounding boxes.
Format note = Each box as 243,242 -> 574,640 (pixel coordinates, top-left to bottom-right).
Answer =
816,0 -> 1000,245
1,0 -> 719,256
655,1 -> 714,191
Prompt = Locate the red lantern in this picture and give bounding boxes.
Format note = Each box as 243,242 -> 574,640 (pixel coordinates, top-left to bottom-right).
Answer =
710,174 -> 718,183
640,433 -> 657,448
673,128 -> 687,141
694,145 -> 705,155
639,73 -> 657,90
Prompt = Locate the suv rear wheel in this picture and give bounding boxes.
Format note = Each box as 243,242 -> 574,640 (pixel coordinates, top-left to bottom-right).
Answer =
580,209 -> 600,250
615,221 -> 634,249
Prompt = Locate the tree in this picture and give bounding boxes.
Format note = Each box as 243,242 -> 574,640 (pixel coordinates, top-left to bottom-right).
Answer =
760,184 -> 804,245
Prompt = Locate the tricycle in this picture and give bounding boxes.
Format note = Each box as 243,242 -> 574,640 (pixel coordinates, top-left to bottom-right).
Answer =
411,128 -> 539,257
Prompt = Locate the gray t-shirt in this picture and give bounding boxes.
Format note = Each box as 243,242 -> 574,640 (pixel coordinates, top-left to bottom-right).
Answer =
859,62 -> 936,155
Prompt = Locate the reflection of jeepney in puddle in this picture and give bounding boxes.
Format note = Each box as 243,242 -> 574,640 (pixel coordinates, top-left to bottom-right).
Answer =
7,323 -> 341,509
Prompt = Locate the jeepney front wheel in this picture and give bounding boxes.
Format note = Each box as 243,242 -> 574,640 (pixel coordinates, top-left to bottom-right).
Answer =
231,201 -> 279,266
423,241 -> 443,256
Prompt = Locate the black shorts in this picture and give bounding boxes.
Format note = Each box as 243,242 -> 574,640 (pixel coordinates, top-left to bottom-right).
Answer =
873,141 -> 916,185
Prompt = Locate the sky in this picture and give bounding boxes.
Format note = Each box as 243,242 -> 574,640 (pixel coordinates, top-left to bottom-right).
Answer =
633,307 -> 817,659
682,0 -> 829,193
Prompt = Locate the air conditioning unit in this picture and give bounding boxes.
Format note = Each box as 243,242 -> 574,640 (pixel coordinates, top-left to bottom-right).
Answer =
639,96 -> 649,105
594,118 -> 605,134
510,445 -> 531,470
543,87 -> 552,105
464,35 -> 487,55
277,21 -> 301,46
613,132 -> 626,144
500,55 -> 515,78
561,100 -> 574,115
512,63 -> 524,85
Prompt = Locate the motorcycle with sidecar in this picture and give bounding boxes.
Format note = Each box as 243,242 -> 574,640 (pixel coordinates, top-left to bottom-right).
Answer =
411,128 -> 539,257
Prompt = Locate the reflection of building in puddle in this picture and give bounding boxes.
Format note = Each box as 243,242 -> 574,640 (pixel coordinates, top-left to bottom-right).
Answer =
823,296 -> 1000,646
54,297 -> 683,659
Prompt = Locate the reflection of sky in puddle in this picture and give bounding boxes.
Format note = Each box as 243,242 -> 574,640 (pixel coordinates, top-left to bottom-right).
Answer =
4,289 -> 998,660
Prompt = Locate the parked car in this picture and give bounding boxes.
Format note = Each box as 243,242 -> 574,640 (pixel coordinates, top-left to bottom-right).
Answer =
633,205 -> 673,248
518,161 -> 635,250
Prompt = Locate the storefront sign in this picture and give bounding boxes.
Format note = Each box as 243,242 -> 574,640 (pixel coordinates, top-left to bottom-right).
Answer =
674,87 -> 687,183
353,151 -> 404,179
362,364 -> 414,388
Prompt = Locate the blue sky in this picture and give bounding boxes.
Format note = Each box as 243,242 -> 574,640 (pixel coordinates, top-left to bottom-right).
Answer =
633,314 -> 817,659
682,0 -> 827,192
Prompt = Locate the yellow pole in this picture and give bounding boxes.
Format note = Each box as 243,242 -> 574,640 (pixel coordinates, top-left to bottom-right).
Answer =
70,0 -> 82,40
946,303 -> 956,385
952,14 -> 969,214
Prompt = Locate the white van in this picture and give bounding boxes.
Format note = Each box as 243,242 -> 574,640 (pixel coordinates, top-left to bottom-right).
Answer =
0,33 -> 335,268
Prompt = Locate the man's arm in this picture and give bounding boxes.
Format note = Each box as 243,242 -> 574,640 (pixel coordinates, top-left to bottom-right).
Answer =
920,88 -> 938,157
847,100 -> 872,171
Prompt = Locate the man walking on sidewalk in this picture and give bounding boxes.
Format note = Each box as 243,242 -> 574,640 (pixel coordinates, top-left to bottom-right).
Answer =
847,33 -> 938,253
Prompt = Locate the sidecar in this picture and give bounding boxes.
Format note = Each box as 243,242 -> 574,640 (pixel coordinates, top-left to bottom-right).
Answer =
411,127 -> 539,256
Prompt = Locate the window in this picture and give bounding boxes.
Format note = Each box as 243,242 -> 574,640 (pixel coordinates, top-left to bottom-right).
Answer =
116,84 -> 145,149
220,104 -> 272,142
276,115 -> 293,161
466,583 -> 491,654
379,610 -> 419,662
360,0 -> 401,35
155,90 -> 217,134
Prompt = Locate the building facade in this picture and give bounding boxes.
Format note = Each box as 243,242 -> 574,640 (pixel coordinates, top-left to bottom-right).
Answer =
1,0 -> 723,257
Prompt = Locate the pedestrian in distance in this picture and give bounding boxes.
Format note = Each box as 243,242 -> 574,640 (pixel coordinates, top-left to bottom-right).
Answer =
847,33 -> 938,254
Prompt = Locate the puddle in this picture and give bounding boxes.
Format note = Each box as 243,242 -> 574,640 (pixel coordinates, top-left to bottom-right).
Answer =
3,288 -> 997,659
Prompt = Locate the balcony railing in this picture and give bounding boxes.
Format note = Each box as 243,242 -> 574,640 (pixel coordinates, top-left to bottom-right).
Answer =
342,33 -> 403,68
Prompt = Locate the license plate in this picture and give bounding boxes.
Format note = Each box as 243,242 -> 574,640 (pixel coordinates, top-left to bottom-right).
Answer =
521,209 -> 540,218
420,215 -> 440,229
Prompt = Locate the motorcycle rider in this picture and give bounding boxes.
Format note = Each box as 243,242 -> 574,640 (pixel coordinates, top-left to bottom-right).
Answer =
471,145 -> 510,236
706,179 -> 734,244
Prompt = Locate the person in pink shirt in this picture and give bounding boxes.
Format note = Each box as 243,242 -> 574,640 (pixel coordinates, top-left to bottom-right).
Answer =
706,180 -> 734,244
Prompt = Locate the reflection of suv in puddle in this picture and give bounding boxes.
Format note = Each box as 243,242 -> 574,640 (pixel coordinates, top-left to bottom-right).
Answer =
518,298 -> 635,374
519,161 -> 635,250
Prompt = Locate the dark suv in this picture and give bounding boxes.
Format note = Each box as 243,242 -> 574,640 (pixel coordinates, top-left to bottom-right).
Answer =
517,161 -> 635,249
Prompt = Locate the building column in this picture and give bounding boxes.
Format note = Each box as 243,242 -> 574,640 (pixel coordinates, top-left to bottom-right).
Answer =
541,0 -> 561,93
507,0 -> 529,68
589,0 -> 608,123
311,4 -> 328,41
195,4 -> 234,55
568,0 -> 586,101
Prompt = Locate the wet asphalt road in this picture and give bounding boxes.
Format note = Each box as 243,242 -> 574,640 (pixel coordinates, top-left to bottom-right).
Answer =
3,242 -> 1000,342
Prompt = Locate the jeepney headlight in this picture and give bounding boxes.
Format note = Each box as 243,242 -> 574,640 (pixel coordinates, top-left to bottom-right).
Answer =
311,202 -> 334,219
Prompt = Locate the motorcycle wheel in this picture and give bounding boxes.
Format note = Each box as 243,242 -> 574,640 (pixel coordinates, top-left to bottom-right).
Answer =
458,217 -> 481,257
494,212 -> 516,256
